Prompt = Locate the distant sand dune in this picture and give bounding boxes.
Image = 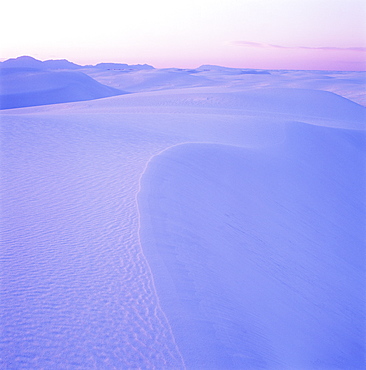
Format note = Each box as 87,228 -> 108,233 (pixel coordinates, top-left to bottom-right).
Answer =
0,69 -> 125,109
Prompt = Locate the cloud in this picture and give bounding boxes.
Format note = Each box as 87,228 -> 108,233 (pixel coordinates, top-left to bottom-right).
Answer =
234,41 -> 366,52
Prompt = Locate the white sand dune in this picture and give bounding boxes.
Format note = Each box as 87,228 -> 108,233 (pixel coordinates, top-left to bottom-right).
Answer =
139,124 -> 365,369
82,68 -> 217,93
86,87 -> 364,129
1,60 -> 365,369
0,68 -> 125,109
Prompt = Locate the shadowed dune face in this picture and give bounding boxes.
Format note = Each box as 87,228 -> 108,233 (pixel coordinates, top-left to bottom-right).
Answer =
138,123 -> 366,368
0,69 -> 125,109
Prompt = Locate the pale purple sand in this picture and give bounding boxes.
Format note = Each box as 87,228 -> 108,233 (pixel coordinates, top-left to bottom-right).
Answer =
1,61 -> 365,368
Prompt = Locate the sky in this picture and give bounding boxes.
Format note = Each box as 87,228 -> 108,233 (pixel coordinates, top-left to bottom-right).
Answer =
1,0 -> 366,70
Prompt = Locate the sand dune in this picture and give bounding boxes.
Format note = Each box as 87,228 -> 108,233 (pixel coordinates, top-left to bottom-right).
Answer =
1,58 -> 365,369
139,123 -> 365,368
85,87 -> 364,129
0,68 -> 125,109
82,68 -> 217,93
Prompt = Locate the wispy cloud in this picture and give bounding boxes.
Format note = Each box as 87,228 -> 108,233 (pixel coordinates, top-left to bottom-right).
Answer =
234,41 -> 366,52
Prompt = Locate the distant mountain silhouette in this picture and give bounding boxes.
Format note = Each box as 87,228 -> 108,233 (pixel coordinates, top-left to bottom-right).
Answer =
197,64 -> 270,74
1,56 -> 82,70
95,62 -> 154,70
0,56 -> 154,71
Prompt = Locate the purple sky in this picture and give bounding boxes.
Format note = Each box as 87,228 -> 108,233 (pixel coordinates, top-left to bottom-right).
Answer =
2,0 -> 366,70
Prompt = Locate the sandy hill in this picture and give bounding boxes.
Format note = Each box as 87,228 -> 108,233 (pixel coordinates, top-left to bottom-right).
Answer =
0,68 -> 125,109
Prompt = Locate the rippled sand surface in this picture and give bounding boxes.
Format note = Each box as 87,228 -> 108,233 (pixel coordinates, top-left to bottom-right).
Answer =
1,66 -> 365,368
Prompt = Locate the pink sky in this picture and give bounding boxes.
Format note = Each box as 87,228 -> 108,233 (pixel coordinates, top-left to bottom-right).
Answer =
1,0 -> 366,70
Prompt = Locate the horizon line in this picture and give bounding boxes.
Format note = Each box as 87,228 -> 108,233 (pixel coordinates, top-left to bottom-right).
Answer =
0,55 -> 365,73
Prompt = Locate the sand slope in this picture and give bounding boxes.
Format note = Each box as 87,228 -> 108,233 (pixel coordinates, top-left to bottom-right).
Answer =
0,68 -> 125,109
139,123 -> 365,369
1,62 -> 365,368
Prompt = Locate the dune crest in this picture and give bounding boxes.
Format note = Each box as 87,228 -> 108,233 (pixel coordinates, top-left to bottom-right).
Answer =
0,69 -> 125,109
